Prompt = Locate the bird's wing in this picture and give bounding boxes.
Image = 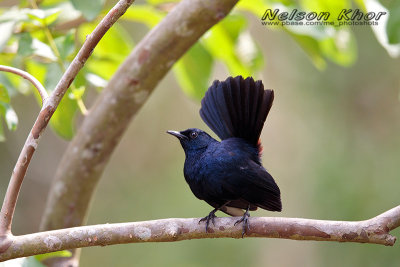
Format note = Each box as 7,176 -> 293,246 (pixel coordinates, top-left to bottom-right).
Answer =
219,160 -> 282,212
199,76 -> 274,147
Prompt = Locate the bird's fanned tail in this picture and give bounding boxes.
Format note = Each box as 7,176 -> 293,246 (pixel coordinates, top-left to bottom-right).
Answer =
200,76 -> 274,150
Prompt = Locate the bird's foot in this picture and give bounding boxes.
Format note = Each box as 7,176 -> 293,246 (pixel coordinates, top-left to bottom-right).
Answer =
234,209 -> 250,238
199,211 -> 217,233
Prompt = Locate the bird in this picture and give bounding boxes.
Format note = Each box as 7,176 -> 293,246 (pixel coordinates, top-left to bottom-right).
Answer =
167,75 -> 281,236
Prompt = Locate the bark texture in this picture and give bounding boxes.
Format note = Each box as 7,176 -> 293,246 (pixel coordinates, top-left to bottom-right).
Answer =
1,205 -> 399,261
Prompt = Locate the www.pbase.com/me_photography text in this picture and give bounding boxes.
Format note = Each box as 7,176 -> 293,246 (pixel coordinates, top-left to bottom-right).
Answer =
261,8 -> 387,27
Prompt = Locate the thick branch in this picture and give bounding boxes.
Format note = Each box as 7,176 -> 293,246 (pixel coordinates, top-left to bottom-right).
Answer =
0,65 -> 48,104
1,205 -> 399,261
0,0 -> 135,243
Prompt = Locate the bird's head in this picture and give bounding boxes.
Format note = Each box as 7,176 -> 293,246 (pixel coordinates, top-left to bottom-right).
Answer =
167,128 -> 214,151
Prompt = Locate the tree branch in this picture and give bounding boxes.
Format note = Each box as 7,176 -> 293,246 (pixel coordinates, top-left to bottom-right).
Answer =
0,65 -> 48,104
0,205 -> 399,261
0,0 -> 135,250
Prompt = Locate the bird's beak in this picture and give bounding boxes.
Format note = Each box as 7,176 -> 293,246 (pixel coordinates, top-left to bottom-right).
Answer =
167,130 -> 188,140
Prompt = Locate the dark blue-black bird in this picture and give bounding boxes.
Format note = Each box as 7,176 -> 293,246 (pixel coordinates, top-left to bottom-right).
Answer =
167,76 -> 281,236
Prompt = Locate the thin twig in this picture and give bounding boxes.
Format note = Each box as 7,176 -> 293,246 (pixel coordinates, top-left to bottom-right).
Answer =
0,0 -> 135,244
0,65 -> 48,104
0,205 -> 399,261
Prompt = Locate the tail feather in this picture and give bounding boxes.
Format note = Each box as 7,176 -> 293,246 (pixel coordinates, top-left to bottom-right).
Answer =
201,96 -> 220,135
200,82 -> 226,138
254,89 -> 274,143
200,76 -> 274,146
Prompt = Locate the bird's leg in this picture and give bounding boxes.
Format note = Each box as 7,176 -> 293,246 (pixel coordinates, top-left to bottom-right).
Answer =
199,202 -> 230,233
199,208 -> 218,233
234,205 -> 251,238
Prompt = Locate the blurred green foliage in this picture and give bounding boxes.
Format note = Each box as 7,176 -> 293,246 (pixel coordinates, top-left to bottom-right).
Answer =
0,250 -> 72,267
0,0 -> 398,141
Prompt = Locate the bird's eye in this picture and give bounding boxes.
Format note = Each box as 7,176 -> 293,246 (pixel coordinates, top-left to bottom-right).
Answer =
190,132 -> 198,139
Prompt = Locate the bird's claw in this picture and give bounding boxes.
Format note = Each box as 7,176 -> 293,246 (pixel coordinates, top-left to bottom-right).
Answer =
234,210 -> 250,238
199,212 -> 217,232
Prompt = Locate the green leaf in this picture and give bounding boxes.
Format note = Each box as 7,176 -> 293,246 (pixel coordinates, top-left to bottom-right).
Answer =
301,0 -> 351,23
44,63 -> 62,90
69,0 -> 106,21
202,13 -> 264,75
25,61 -> 47,90
0,85 -> 10,103
26,8 -> 61,26
122,5 -> 165,28
237,0 -> 270,15
54,31 -> 76,60
288,27 -> 356,69
219,13 -> 247,41
386,1 -> 400,44
45,63 -> 78,139
0,100 -> 5,114
79,22 -> 133,79
283,21 -> 329,40
25,60 -> 49,102
26,9 -> 53,20
174,42 -> 213,100
74,68 -> 88,88
44,10 -> 61,26
279,4 -> 356,68
39,0 -> 67,6
282,14 -> 357,67
289,32 -> 327,70
69,86 -> 85,99
253,0 -> 358,68
80,23 -> 132,59
17,32 -> 34,57
50,95 -> 77,139
202,14 -> 257,76
0,21 -> 15,51
320,29 -> 357,66
34,250 -> 72,262
354,0 -> 366,10
0,84 -> 17,139
86,61 -> 114,80
44,2 -> 82,24
175,12 -> 264,99
0,73 -> 19,96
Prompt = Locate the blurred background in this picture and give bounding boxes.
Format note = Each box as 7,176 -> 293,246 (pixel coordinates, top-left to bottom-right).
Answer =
1,0 -> 400,266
